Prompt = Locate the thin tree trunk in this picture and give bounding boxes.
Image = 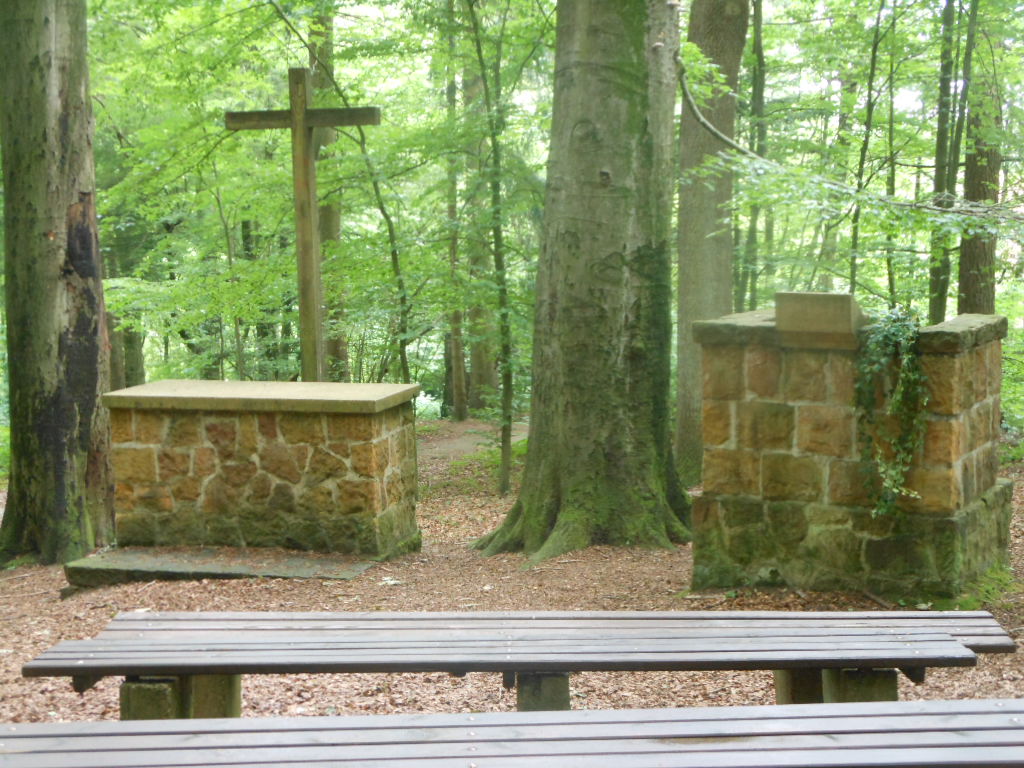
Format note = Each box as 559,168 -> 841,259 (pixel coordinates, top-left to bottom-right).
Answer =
309,9 -> 350,382
848,0 -> 888,294
463,69 -> 500,410
739,0 -> 764,313
123,330 -> 145,386
446,0 -> 469,421
465,0 -> 514,494
108,314 -> 127,392
675,0 -> 749,485
0,0 -> 114,563
212,187 -> 247,379
928,0 -> 958,324
816,77 -> 858,294
884,19 -> 898,308
958,12 -> 1000,315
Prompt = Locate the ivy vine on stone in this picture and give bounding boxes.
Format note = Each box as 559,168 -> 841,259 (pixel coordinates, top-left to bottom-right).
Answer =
854,307 -> 930,517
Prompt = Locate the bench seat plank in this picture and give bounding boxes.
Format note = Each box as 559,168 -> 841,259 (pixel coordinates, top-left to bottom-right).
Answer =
24,635 -> 975,677
5,698 -> 1024,768
99,610 -> 1017,653
36,634 -> 973,655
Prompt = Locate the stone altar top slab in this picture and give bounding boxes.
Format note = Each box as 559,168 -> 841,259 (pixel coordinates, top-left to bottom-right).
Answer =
103,380 -> 420,414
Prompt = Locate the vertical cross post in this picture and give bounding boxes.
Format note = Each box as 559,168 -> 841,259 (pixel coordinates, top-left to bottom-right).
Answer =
224,68 -> 380,381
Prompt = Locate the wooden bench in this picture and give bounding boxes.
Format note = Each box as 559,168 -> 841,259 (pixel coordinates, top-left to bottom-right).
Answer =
22,610 -> 1014,718
5,697 -> 1024,767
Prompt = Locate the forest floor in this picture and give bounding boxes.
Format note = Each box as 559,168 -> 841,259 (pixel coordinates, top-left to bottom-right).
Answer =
2,419 -> 1024,722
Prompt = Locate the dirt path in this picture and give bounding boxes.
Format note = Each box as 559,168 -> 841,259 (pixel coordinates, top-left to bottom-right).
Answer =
417,418 -> 529,461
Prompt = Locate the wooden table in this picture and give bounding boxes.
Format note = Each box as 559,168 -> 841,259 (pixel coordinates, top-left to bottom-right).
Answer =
6,698 -> 1024,767
22,610 -> 1014,718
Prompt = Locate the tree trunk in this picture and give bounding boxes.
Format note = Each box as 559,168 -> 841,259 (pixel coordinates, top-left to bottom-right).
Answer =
958,21 -> 1001,315
463,68 -> 499,410
928,0 -> 957,325
446,0 -> 469,421
123,329 -> 146,386
0,0 -> 114,563
465,0 -> 514,494
848,0 -> 887,295
477,0 -> 689,560
957,113 -> 1000,314
310,9 -> 350,382
675,0 -> 749,485
108,315 -> 127,392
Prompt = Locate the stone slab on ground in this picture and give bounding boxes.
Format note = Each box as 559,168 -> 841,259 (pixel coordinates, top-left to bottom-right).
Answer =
64,546 -> 375,588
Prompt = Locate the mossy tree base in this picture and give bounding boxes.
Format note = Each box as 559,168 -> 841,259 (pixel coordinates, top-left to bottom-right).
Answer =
476,464 -> 689,563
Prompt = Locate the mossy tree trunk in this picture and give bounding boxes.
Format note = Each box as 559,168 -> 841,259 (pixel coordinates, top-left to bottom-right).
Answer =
0,0 -> 114,563
476,0 -> 689,561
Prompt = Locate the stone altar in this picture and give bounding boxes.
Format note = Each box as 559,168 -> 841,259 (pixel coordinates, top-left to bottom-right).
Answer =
106,380 -> 420,557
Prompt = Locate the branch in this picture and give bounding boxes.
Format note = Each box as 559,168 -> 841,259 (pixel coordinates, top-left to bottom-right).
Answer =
676,56 -> 1024,226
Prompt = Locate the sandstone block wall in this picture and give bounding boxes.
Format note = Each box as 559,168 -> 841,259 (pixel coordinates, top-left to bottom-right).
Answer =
106,382 -> 420,557
692,306 -> 1011,597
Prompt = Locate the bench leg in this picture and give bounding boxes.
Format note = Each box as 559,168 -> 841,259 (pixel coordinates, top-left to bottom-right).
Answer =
181,674 -> 242,717
515,672 -> 570,711
821,668 -> 898,702
120,675 -> 242,719
773,669 -> 824,704
120,677 -> 181,719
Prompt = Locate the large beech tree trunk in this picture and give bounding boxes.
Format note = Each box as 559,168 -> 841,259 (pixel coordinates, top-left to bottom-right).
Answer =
675,0 -> 749,485
476,0 -> 689,561
0,0 -> 114,563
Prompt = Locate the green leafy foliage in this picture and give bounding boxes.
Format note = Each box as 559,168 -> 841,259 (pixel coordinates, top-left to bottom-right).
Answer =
854,307 -> 929,516
3,0 -> 1023,464
82,0 -> 551,396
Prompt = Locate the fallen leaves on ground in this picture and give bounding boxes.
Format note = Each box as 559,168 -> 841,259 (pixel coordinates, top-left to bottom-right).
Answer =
2,422 -> 1023,722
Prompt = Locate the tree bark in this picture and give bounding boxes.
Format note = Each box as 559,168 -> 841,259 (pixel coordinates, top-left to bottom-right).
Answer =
108,315 -> 127,392
446,0 -> 469,421
465,0 -> 514,494
848,0 -> 888,295
0,0 -> 114,563
675,0 -> 749,485
477,0 -> 689,560
123,329 -> 146,386
958,20 -> 1001,315
928,0 -> 958,325
309,9 -> 351,382
462,66 -> 500,409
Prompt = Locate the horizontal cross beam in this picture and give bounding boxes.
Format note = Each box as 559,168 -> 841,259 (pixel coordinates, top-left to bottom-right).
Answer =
225,107 -> 381,131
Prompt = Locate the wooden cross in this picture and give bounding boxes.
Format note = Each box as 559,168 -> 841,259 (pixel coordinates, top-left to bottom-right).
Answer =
225,68 -> 380,382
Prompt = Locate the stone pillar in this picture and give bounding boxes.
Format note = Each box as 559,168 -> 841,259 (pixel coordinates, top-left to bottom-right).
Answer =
692,293 -> 1011,597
